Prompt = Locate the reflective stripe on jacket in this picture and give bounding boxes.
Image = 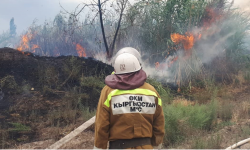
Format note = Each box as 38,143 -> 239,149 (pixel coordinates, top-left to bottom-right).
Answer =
94,82 -> 165,149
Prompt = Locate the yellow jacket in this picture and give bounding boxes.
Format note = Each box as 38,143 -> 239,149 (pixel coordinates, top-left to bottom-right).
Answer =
94,82 -> 165,149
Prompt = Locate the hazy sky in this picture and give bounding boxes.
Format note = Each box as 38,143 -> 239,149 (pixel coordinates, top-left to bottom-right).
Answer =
0,0 -> 87,34
0,0 -> 248,35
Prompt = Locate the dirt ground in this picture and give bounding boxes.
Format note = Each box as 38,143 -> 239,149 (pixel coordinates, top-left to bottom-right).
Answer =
15,130 -> 95,149
16,120 -> 250,149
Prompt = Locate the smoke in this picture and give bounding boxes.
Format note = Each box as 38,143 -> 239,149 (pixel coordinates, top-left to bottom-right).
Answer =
233,0 -> 250,13
1,0 -> 248,85
133,4 -> 249,84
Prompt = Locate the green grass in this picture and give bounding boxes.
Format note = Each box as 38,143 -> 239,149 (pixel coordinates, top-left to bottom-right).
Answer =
241,125 -> 250,139
163,99 -> 218,146
215,121 -> 235,131
218,102 -> 233,121
146,78 -> 173,104
8,122 -> 31,132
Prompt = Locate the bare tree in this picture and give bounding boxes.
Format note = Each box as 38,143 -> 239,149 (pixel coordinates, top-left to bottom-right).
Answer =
61,0 -> 130,58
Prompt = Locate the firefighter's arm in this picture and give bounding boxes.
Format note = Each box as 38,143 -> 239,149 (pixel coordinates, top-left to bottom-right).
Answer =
151,98 -> 165,146
94,88 -> 110,149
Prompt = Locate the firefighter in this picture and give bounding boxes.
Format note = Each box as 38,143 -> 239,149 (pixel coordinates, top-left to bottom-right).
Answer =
94,47 -> 165,149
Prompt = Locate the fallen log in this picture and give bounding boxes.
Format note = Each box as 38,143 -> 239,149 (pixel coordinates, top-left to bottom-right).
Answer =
46,116 -> 96,149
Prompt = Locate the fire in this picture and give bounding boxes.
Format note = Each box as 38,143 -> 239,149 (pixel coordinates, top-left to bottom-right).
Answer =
31,44 -> 39,53
169,6 -> 223,60
17,32 -> 40,54
155,32 -> 200,70
155,62 -> 167,70
76,43 -> 86,57
171,33 -> 194,51
155,5 -> 222,71
155,55 -> 179,70
17,34 -> 30,51
17,31 -> 87,57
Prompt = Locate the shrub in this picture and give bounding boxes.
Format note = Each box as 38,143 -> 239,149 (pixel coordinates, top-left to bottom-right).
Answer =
218,102 -> 233,121
163,99 -> 218,146
0,75 -> 19,94
146,78 -> 173,104
8,122 -> 31,132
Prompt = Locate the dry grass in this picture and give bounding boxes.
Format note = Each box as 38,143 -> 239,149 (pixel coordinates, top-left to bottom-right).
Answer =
191,134 -> 222,149
14,139 -> 54,149
192,90 -> 213,104
218,101 -> 233,121
233,71 -> 246,86
172,97 -> 195,106
232,100 -> 250,123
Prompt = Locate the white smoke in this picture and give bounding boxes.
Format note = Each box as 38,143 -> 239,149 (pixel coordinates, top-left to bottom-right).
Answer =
233,0 -> 250,14
93,0 -> 250,84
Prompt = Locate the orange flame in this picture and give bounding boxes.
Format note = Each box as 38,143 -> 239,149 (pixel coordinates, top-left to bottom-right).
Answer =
31,44 -> 39,53
171,33 -> 194,51
17,34 -> 30,51
155,62 -> 168,70
17,32 -> 39,55
155,6 -> 223,71
32,44 -> 39,50
76,43 -> 86,57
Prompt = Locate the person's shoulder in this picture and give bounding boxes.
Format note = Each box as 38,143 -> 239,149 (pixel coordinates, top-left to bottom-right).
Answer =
101,85 -> 116,94
142,82 -> 162,99
142,82 -> 157,92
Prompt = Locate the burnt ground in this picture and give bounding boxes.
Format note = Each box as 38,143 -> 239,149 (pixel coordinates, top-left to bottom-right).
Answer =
0,47 -> 112,88
0,48 -> 112,148
0,47 -> 113,108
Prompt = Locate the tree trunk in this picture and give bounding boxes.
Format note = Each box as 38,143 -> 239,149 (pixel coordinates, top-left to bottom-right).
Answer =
98,0 -> 109,57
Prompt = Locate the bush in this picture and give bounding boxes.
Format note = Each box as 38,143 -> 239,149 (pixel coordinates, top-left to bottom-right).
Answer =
163,100 -> 218,146
0,75 -> 20,94
8,122 -> 31,132
146,78 -> 173,104
218,102 -> 233,121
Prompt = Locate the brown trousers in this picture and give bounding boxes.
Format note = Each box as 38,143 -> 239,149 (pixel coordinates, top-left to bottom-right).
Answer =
126,145 -> 153,149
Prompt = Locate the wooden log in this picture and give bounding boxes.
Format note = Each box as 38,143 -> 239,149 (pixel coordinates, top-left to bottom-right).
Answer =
46,116 -> 96,149
226,138 -> 250,149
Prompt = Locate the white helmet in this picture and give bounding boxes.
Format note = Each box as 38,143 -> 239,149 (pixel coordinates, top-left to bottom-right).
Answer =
112,47 -> 141,65
113,53 -> 141,74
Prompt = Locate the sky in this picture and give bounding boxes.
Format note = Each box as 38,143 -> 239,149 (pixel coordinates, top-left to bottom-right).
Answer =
0,0 -> 88,34
0,0 -> 249,35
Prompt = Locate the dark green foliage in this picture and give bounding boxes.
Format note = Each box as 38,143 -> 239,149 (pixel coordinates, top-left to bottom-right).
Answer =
8,122 -> 31,132
163,99 -> 218,146
0,75 -> 19,94
124,0 -> 207,62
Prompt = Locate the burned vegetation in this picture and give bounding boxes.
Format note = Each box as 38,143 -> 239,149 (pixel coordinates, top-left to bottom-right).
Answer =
0,47 -> 112,148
